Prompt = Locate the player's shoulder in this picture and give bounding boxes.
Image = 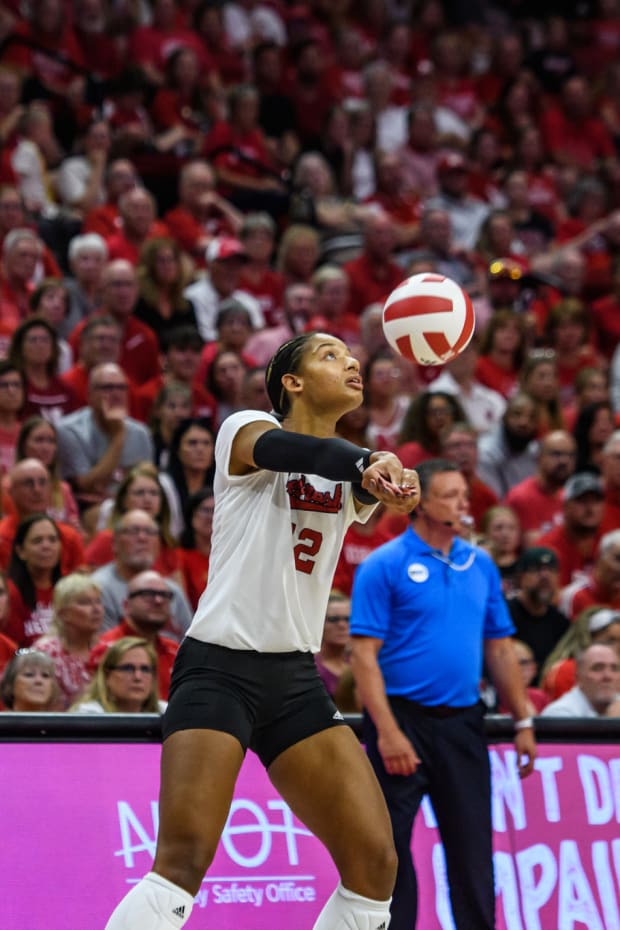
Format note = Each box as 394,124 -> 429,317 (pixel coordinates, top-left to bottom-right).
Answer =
216,409 -> 280,444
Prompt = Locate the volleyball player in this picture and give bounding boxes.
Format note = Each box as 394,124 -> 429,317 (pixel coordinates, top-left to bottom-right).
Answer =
104,332 -> 421,930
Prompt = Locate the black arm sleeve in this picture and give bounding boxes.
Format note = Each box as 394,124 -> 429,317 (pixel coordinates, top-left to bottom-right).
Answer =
253,428 -> 373,483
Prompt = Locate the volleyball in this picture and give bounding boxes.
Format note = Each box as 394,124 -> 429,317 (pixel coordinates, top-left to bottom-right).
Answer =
382,273 -> 475,366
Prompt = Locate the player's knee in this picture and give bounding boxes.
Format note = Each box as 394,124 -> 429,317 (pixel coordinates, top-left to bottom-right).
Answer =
154,835 -> 218,895
344,834 -> 398,899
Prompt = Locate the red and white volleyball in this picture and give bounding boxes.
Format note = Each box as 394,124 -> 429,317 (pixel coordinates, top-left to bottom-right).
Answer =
382,273 -> 475,366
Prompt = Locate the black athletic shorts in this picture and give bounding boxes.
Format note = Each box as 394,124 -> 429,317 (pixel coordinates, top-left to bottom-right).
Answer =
162,637 -> 346,767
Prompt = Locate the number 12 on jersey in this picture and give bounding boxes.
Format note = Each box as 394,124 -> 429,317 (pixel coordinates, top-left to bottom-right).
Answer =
291,524 -> 323,574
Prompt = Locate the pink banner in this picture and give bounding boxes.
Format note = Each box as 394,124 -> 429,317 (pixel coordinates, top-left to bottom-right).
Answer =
1,742 -> 620,928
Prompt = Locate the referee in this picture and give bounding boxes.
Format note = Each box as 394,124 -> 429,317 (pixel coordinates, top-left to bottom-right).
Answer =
350,458 -> 536,930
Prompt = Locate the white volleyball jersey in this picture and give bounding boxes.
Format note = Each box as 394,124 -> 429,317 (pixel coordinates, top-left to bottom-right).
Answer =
187,410 -> 375,652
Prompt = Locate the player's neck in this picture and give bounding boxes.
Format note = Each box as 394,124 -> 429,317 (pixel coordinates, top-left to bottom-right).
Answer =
282,411 -> 338,438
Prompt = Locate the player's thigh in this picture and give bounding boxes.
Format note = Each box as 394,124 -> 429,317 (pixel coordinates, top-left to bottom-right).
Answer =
155,728 -> 245,864
268,725 -> 397,895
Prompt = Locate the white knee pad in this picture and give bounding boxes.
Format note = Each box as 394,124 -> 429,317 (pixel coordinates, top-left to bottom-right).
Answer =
104,871 -> 194,930
312,882 -> 392,930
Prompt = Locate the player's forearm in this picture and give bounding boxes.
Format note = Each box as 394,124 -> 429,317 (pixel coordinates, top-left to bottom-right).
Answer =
253,428 -> 372,482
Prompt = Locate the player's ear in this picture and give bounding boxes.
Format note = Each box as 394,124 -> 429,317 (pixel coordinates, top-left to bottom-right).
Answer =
281,372 -> 303,396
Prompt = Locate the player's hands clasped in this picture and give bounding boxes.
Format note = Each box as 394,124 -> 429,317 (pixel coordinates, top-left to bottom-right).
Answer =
362,452 -> 421,513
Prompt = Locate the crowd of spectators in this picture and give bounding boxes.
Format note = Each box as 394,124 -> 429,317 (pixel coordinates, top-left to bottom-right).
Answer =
2,0 -> 620,715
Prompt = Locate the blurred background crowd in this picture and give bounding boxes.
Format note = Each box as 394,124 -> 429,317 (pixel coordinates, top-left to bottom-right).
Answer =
2,0 -> 620,717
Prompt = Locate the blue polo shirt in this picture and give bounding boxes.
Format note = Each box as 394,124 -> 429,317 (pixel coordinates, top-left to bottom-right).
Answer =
350,527 -> 514,707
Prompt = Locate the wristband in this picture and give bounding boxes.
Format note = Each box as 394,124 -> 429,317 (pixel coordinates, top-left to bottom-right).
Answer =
514,717 -> 534,731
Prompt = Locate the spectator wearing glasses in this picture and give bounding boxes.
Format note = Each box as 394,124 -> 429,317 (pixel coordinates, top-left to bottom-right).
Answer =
72,636 -> 165,714
91,510 -> 191,639
315,591 -> 360,713
88,570 -> 179,701
0,458 -> 85,574
67,259 -> 160,387
56,363 -> 153,523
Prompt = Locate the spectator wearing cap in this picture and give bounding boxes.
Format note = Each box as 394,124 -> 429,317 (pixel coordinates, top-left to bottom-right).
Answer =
559,529 -> 620,620
477,392 -> 539,499
534,472 -> 606,587
423,150 -> 490,252
183,236 -> 264,343
163,160 -> 243,268
540,643 -> 620,718
342,210 -> 404,318
88,569 -> 180,700
542,605 -> 620,701
507,547 -> 569,671
504,430 -> 577,545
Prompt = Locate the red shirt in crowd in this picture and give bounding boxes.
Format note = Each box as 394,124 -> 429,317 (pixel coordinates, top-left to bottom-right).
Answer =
504,477 -> 564,538
590,293 -> 620,361
133,375 -> 215,424
0,515 -> 85,575
238,267 -> 286,327
539,106 -> 616,172
474,356 -> 520,399
343,254 -> 404,317
84,528 -> 181,579
533,524 -> 601,587
88,619 -> 179,700
68,315 -> 160,386
332,521 -> 393,596
178,549 -> 210,612
6,580 -> 54,646
164,205 -> 235,266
